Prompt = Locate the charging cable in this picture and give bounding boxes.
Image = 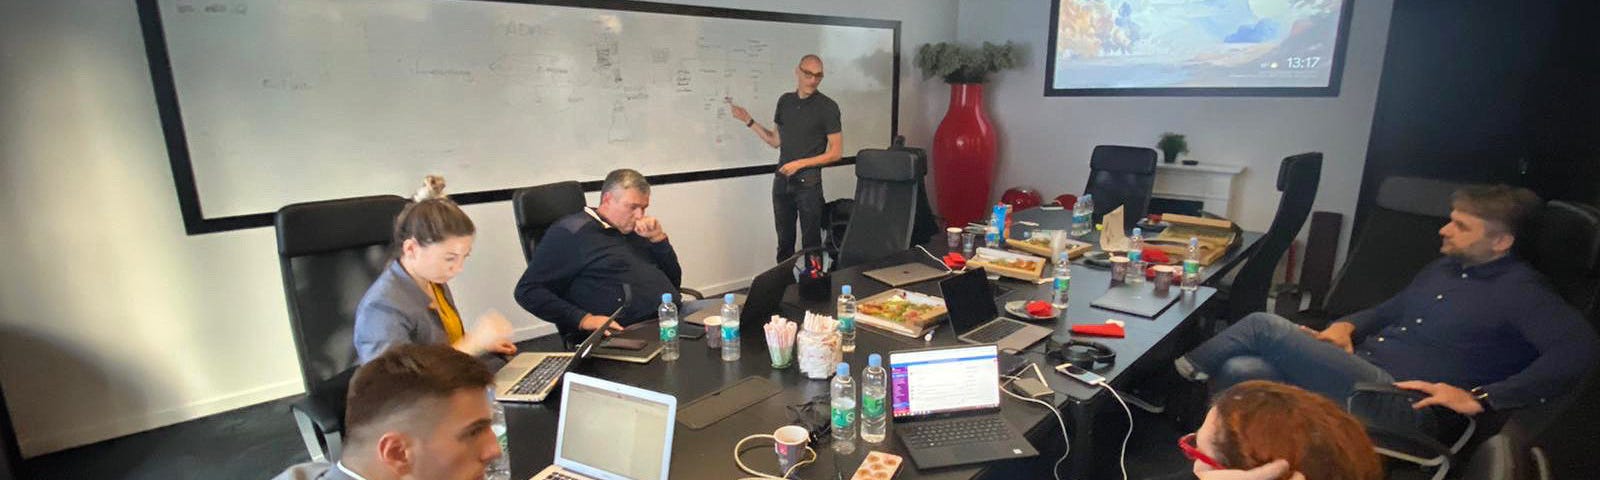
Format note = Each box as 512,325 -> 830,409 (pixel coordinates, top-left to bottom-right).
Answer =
733,433 -> 817,480
1097,382 -> 1135,480
1001,363 -> 1070,480
914,245 -> 959,274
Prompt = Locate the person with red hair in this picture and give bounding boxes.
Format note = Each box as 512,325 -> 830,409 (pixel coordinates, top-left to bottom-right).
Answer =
1181,381 -> 1383,480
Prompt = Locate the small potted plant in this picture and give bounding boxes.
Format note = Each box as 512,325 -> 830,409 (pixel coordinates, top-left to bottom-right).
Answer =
1157,132 -> 1189,164
914,41 -> 1023,228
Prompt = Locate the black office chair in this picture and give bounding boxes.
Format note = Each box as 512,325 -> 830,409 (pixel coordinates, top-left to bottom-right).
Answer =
1220,153 -> 1322,321
275,194 -> 408,462
1459,421 -> 1551,480
835,148 -> 927,270
512,181 -> 586,265
0,381 -> 21,480
740,248 -> 823,326
888,136 -> 942,246
1287,176 -> 1468,329
1349,200 -> 1600,480
1083,145 -> 1158,227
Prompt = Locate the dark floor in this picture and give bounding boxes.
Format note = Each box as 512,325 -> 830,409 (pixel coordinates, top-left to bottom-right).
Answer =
23,334 -> 1200,480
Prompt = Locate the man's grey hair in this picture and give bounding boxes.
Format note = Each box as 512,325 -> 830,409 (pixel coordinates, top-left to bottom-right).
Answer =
602,168 -> 651,197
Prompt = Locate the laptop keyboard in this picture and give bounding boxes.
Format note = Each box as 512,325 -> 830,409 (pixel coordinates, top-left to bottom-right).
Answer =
899,416 -> 1013,448
510,356 -> 573,395
965,320 -> 1025,344
545,472 -> 586,480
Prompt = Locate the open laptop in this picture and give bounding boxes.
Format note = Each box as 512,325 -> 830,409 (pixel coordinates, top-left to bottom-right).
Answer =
1091,284 -> 1179,318
864,262 -> 949,287
889,344 -> 1038,469
531,372 -> 677,480
940,268 -> 1052,353
492,305 -> 623,403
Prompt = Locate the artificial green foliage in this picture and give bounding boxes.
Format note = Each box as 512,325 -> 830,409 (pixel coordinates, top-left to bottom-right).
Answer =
1157,132 -> 1189,160
914,41 -> 1023,84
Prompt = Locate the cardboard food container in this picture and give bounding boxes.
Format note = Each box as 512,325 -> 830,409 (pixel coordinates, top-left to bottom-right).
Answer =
853,289 -> 947,338
967,247 -> 1047,281
1005,234 -> 1092,259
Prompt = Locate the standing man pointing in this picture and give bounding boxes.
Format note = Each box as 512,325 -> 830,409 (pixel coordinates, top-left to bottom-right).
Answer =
728,54 -> 843,263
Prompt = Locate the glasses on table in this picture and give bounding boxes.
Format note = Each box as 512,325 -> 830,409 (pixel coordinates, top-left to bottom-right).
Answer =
1178,433 -> 1225,470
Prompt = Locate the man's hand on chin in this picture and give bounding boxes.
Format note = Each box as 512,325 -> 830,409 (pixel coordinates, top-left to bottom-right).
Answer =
1394,381 -> 1485,416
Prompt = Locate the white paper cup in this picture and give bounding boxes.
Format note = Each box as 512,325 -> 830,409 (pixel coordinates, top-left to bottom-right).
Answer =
773,425 -> 810,476
703,316 -> 723,349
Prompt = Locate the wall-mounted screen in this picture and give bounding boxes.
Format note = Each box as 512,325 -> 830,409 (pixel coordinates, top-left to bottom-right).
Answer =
1045,0 -> 1353,97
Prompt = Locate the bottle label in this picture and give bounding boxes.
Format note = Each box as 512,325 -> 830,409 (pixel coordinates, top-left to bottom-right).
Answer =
722,324 -> 738,341
1054,276 -> 1070,293
1128,251 -> 1142,263
832,406 -> 855,429
862,395 -> 884,417
838,314 -> 854,333
659,322 -> 677,341
1184,259 -> 1200,275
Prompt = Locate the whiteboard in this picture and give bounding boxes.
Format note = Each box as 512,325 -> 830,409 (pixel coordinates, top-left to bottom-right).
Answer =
142,0 -> 898,232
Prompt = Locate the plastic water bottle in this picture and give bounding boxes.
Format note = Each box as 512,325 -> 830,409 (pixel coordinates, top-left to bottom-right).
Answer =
1071,194 -> 1094,237
860,354 -> 887,444
837,285 -> 857,353
1128,227 -> 1146,284
720,294 -> 740,362
1051,252 -> 1071,311
658,293 -> 679,362
1182,236 -> 1202,293
831,362 -> 857,454
486,388 -> 511,480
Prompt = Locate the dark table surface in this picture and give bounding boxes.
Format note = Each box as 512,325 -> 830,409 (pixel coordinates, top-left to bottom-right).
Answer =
506,209 -> 1261,479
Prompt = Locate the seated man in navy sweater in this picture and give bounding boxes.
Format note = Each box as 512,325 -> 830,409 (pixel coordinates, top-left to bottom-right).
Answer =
514,169 -> 682,340
1176,185 -> 1598,416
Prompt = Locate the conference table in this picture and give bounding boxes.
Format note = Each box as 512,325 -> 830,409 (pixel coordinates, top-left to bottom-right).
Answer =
506,209 -> 1261,479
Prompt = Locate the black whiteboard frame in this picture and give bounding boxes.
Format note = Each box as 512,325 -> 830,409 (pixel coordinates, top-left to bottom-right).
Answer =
1042,0 -> 1354,98
137,0 -> 902,234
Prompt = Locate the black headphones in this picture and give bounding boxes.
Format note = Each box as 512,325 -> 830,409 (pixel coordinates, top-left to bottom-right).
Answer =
1049,339 -> 1117,371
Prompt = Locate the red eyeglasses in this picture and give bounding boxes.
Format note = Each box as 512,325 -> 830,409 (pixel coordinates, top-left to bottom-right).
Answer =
1178,433 -> 1225,470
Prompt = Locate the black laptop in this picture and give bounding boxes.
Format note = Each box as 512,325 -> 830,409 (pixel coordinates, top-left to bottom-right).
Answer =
940,268 -> 1052,353
1090,283 -> 1179,318
889,344 -> 1039,469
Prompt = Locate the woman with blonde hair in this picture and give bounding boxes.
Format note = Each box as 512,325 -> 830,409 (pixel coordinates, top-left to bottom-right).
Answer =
353,175 -> 516,365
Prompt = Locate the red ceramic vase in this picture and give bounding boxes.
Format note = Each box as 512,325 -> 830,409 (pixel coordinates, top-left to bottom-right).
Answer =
931,83 -> 998,228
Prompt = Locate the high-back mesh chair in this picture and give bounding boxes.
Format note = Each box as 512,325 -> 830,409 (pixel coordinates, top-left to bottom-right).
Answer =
512,181 -> 586,265
276,195 -> 408,461
1083,145 -> 1158,227
836,148 -> 927,270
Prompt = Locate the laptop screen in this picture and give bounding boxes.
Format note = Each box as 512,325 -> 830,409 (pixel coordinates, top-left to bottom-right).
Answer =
888,345 -> 1001,419
555,373 -> 676,480
938,268 -> 999,335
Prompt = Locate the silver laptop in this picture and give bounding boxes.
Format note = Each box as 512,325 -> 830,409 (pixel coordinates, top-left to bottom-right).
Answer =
531,372 -> 677,480
939,268 -> 1052,353
864,262 -> 949,287
492,305 -> 622,403
1091,284 -> 1179,318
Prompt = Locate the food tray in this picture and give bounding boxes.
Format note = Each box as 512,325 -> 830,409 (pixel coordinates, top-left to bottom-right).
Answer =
853,289 -> 948,338
966,247 -> 1047,281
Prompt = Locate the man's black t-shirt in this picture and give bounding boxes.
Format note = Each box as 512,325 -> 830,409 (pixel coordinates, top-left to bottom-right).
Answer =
774,91 -> 842,180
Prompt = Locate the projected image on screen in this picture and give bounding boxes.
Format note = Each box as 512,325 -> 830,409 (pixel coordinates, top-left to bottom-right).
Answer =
1046,0 -> 1351,95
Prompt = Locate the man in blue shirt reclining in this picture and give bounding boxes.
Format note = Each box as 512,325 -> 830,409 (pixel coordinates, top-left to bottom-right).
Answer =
1176,185 -> 1598,415
514,169 -> 683,343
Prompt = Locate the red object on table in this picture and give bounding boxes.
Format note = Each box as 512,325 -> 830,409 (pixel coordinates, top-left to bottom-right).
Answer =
1025,300 -> 1054,317
931,83 -> 998,229
1142,248 -> 1172,264
943,252 -> 967,270
1071,322 -> 1126,338
1054,194 -> 1078,209
1001,187 -> 1043,212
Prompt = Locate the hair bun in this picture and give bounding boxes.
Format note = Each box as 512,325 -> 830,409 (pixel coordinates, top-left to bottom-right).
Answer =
413,175 -> 447,202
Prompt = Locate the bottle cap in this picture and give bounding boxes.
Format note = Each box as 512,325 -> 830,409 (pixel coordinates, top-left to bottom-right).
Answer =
868,354 -> 882,368
837,362 -> 850,377
724,293 -> 736,304
842,285 -> 852,295
661,293 -> 673,303
1132,227 -> 1142,236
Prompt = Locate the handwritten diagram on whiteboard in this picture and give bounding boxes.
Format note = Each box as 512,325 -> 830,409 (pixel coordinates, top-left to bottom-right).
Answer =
149,0 -> 896,223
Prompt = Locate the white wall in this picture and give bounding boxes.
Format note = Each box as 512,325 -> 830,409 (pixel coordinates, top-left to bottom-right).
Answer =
0,0 -> 957,457
954,0 -> 1393,262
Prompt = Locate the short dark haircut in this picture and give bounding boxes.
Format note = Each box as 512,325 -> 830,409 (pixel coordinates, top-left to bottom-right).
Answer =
601,168 -> 651,197
344,344 -> 493,448
1452,184 -> 1541,236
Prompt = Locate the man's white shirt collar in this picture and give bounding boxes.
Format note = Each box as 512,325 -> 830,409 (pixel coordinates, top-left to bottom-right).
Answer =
336,461 -> 371,480
584,207 -> 615,230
